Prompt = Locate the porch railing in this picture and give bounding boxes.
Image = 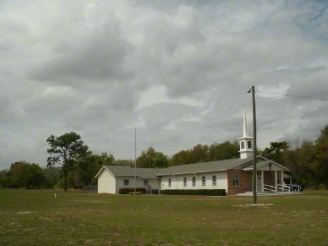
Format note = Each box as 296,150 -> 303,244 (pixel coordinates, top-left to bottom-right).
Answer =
277,184 -> 290,193
262,184 -> 291,194
263,184 -> 276,193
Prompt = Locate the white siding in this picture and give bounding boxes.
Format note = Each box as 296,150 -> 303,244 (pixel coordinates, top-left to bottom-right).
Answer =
160,172 -> 228,191
97,169 -> 116,194
116,177 -> 135,194
115,177 -> 161,193
140,178 -> 161,192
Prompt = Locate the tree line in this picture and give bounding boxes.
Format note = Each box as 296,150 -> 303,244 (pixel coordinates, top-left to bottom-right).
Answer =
0,124 -> 327,190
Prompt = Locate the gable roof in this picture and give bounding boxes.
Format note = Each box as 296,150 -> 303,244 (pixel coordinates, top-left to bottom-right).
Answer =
95,156 -> 289,179
242,159 -> 289,171
155,157 -> 255,176
95,165 -> 164,179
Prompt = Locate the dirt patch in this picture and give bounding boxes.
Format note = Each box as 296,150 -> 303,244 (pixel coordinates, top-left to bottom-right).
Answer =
233,203 -> 274,207
15,211 -> 33,214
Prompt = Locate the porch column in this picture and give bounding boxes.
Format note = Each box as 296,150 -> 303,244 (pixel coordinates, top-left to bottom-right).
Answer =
261,170 -> 264,192
281,171 -> 284,185
274,171 -> 277,193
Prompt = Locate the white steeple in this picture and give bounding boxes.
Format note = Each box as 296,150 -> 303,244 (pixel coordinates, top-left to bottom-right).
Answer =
238,103 -> 253,159
243,103 -> 248,138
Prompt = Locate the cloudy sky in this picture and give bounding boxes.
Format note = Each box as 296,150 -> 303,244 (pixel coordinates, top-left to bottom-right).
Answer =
1,0 -> 328,169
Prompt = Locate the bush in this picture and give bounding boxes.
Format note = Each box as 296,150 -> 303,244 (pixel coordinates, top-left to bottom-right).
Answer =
160,189 -> 226,196
129,192 -> 142,195
119,188 -> 146,194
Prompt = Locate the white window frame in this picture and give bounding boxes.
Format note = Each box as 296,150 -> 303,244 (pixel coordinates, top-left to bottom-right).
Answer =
233,175 -> 239,186
124,179 -> 129,186
168,178 -> 171,188
202,176 -> 206,187
183,177 -> 187,187
143,180 -> 149,186
192,177 -> 196,187
212,176 -> 217,187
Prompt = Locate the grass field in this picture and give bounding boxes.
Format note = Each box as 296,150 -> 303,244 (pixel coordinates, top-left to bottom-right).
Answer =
0,190 -> 327,246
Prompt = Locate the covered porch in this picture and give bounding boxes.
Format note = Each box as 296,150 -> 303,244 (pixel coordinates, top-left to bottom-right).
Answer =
243,160 -> 291,193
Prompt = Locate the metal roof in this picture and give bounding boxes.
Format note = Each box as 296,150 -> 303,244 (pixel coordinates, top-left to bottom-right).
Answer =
155,157 -> 255,176
97,166 -> 164,179
95,156 -> 289,178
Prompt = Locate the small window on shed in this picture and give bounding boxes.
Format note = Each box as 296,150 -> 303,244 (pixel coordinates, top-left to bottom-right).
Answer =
168,178 -> 171,187
124,179 -> 129,186
183,177 -> 187,187
144,180 -> 149,186
232,175 -> 239,186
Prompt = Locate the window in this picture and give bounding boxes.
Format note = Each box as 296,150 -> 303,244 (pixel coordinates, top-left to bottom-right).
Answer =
144,180 -> 149,186
183,177 -> 187,187
202,176 -> 206,187
232,175 -> 239,186
248,141 -> 252,148
241,141 -> 245,149
124,179 -> 129,186
168,178 -> 171,187
212,176 -> 217,186
192,177 -> 196,187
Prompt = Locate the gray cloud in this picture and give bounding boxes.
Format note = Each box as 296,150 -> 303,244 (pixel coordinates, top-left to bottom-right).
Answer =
0,0 -> 328,169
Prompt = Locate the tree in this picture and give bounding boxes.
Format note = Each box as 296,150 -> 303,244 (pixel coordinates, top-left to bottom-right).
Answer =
46,132 -> 90,191
43,166 -> 61,188
315,124 -> 328,189
208,141 -> 239,161
8,161 -> 29,188
152,152 -> 169,168
284,140 -> 317,187
77,153 -> 116,186
169,150 -> 191,166
136,147 -> 156,168
262,141 -> 289,165
0,169 -> 9,188
26,163 -> 45,189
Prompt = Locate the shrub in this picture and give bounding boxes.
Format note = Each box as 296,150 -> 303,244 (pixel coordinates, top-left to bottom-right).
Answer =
129,192 -> 142,195
160,189 -> 226,196
119,188 -> 146,194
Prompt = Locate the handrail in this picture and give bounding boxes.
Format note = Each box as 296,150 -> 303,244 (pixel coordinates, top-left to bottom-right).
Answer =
263,184 -> 276,193
262,184 -> 292,194
277,184 -> 290,194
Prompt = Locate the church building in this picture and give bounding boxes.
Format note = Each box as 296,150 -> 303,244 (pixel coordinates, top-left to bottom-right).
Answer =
95,108 -> 290,195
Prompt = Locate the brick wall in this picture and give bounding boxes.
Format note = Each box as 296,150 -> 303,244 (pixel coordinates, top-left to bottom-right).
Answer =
228,170 -> 283,195
263,171 -> 275,186
227,169 -> 253,195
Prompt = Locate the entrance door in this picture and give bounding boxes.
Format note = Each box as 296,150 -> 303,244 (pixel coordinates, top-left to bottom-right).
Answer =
252,175 -> 262,192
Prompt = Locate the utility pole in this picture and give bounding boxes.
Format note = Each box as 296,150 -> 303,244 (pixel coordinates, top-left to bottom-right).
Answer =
134,128 -> 136,194
248,86 -> 257,204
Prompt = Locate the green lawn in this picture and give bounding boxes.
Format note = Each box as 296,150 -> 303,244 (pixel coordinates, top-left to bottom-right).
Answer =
0,190 -> 327,246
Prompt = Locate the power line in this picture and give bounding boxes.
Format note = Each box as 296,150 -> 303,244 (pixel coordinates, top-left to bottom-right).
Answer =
256,90 -> 328,101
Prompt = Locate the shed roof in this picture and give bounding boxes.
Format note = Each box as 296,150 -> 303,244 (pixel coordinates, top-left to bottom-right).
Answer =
95,165 -> 164,179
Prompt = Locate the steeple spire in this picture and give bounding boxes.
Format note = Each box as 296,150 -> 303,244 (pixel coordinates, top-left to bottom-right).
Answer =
239,103 -> 253,159
243,103 -> 248,137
